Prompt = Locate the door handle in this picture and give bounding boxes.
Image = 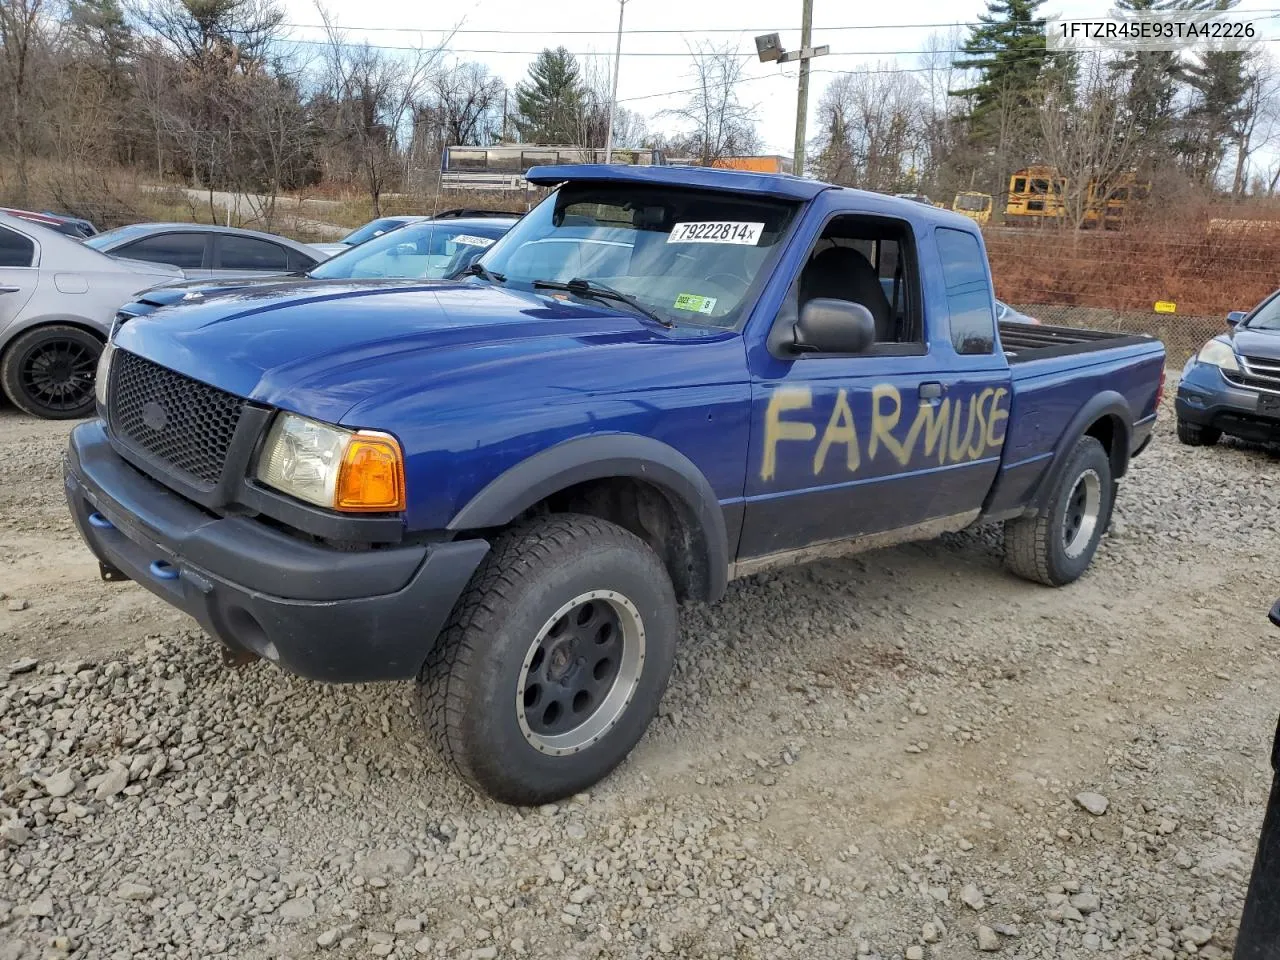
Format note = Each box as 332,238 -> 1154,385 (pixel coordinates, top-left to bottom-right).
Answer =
919,382 -> 944,401
0,286 -> 20,294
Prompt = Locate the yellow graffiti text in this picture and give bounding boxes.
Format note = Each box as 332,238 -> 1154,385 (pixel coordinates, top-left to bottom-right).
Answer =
762,387 -> 817,481
813,388 -> 860,474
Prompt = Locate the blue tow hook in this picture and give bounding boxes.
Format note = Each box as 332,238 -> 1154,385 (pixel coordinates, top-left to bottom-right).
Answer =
87,512 -> 114,530
149,560 -> 179,581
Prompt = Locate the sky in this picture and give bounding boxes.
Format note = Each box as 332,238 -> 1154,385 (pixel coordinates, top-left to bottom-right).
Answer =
276,0 -> 1280,158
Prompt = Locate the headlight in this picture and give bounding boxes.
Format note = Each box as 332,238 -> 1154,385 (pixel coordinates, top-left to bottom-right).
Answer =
256,413 -> 406,513
1197,338 -> 1240,372
94,341 -> 115,409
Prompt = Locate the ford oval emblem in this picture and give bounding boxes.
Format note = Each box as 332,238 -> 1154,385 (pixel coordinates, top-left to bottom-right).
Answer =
141,401 -> 168,432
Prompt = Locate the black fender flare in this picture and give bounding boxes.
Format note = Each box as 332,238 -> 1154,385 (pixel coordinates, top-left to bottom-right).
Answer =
447,433 -> 729,602
1026,391 -> 1133,513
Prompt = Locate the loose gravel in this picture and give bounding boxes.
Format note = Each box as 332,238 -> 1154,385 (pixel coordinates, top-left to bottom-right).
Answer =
1,388 -> 1279,960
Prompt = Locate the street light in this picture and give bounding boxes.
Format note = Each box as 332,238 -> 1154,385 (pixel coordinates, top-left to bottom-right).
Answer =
604,0 -> 629,164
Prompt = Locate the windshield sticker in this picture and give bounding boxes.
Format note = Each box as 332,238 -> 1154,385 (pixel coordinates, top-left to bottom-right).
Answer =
667,221 -> 764,245
452,234 -> 496,248
674,292 -> 717,314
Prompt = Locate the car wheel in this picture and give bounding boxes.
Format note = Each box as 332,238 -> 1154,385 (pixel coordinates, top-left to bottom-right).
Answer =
1004,436 -> 1115,587
1,325 -> 103,420
418,514 -> 678,805
1176,418 -> 1221,447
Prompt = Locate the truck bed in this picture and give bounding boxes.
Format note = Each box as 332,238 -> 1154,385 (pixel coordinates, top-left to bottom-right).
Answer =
1000,321 -> 1156,363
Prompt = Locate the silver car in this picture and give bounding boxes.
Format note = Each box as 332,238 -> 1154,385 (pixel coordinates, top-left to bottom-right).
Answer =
84,222 -> 325,278
0,214 -> 184,419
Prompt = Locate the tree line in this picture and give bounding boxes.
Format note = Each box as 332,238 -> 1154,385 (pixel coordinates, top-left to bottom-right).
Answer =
809,0 -> 1280,226
1,0 -> 1274,230
0,0 -> 763,223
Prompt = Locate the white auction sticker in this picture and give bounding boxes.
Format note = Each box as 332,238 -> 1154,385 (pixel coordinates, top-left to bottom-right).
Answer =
452,234 -> 496,248
667,221 -> 764,245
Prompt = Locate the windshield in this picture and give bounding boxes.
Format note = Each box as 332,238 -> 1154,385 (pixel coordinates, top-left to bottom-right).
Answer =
477,184 -> 799,328
84,224 -> 153,250
312,220 -> 508,281
1244,292 -> 1280,331
341,218 -> 413,246
955,194 -> 988,212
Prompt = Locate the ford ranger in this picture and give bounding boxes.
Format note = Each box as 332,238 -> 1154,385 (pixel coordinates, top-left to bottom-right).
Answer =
64,165 -> 1166,805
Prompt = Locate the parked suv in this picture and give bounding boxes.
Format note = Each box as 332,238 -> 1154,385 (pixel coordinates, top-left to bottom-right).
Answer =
1176,290 -> 1280,446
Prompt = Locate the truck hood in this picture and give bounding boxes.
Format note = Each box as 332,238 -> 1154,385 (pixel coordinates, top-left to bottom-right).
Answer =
1231,326 -> 1280,360
112,279 -> 690,425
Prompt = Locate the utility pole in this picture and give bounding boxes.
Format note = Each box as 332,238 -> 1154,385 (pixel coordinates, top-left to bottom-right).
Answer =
793,0 -> 813,178
604,0 -> 628,164
755,5 -> 828,178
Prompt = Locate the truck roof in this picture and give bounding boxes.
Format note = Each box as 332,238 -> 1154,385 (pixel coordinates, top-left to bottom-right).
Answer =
525,163 -> 832,201
524,164 -> 983,229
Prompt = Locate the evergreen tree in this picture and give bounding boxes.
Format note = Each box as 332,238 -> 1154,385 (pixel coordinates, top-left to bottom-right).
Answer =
1179,47 -> 1253,186
951,0 -> 1055,142
514,47 -> 585,143
1110,0 -> 1216,171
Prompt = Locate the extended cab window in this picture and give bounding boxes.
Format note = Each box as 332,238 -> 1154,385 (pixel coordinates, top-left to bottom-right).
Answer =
480,184 -> 799,329
936,227 -> 995,355
0,225 -> 35,267
792,214 -> 922,349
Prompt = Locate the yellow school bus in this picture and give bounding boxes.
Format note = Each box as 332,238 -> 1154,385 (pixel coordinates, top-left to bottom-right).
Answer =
953,191 -> 993,225
1005,167 -> 1148,228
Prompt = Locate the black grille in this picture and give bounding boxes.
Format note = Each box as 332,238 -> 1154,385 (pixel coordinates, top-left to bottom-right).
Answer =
109,350 -> 244,486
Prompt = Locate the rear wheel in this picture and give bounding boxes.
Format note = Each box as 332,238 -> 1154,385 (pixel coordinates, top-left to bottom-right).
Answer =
1004,436 -> 1114,587
418,514 -> 678,805
1,325 -> 102,420
1176,418 -> 1221,447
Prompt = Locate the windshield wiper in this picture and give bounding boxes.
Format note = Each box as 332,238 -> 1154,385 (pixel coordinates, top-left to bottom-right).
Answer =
532,277 -> 674,329
462,261 -> 505,283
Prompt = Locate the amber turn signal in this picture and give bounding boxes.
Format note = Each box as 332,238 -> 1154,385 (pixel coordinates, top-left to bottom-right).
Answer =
335,431 -> 406,512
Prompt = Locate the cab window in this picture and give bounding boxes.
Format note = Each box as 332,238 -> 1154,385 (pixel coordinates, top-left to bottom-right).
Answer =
788,214 -> 923,352
936,227 -> 995,355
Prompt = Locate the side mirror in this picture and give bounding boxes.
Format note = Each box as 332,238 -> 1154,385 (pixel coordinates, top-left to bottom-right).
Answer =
1227,310 -> 1247,327
1270,598 -> 1280,629
791,298 -> 876,355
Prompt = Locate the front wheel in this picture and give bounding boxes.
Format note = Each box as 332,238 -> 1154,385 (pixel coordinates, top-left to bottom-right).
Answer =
1,325 -> 103,419
1177,418 -> 1221,447
1004,436 -> 1114,587
418,514 -> 678,805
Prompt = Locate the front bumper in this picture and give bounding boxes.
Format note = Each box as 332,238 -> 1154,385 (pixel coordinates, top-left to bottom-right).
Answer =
64,420 -> 489,683
1175,360 -> 1280,442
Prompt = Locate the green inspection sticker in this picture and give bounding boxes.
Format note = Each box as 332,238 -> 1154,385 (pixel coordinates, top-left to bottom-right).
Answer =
674,292 -> 717,314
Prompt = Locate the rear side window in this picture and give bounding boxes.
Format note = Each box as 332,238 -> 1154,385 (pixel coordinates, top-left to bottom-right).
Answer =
219,235 -> 289,271
289,249 -> 318,272
936,227 -> 995,355
0,225 -> 35,267
117,233 -> 207,270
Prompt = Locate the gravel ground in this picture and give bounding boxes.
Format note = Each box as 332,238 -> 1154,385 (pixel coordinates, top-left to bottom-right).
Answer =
1,388 -> 1279,960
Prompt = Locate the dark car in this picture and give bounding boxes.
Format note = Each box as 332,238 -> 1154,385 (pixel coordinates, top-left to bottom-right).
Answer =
1175,291 -> 1280,446
117,215 -> 518,320
0,208 -> 97,239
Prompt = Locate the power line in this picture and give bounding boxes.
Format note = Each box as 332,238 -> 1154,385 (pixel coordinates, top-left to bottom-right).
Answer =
280,9 -> 1280,36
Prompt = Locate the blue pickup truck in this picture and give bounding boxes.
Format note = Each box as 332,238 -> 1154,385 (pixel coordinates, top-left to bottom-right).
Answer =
64,166 -> 1165,804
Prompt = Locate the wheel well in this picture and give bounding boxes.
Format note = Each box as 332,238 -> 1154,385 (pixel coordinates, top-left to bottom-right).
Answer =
1085,414 -> 1128,478
526,477 -> 709,603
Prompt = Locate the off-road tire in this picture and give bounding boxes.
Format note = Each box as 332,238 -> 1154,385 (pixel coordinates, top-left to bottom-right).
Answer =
417,514 -> 678,805
1,324 -> 102,420
1004,435 -> 1114,587
1176,418 -> 1221,447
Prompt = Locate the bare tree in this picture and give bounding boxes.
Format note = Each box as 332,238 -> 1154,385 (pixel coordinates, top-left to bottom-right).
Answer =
667,41 -> 760,165
1038,52 -> 1140,229
810,65 -> 923,192
316,5 -> 448,214
425,60 -> 505,147
1229,52 -> 1280,199
0,0 -> 53,203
